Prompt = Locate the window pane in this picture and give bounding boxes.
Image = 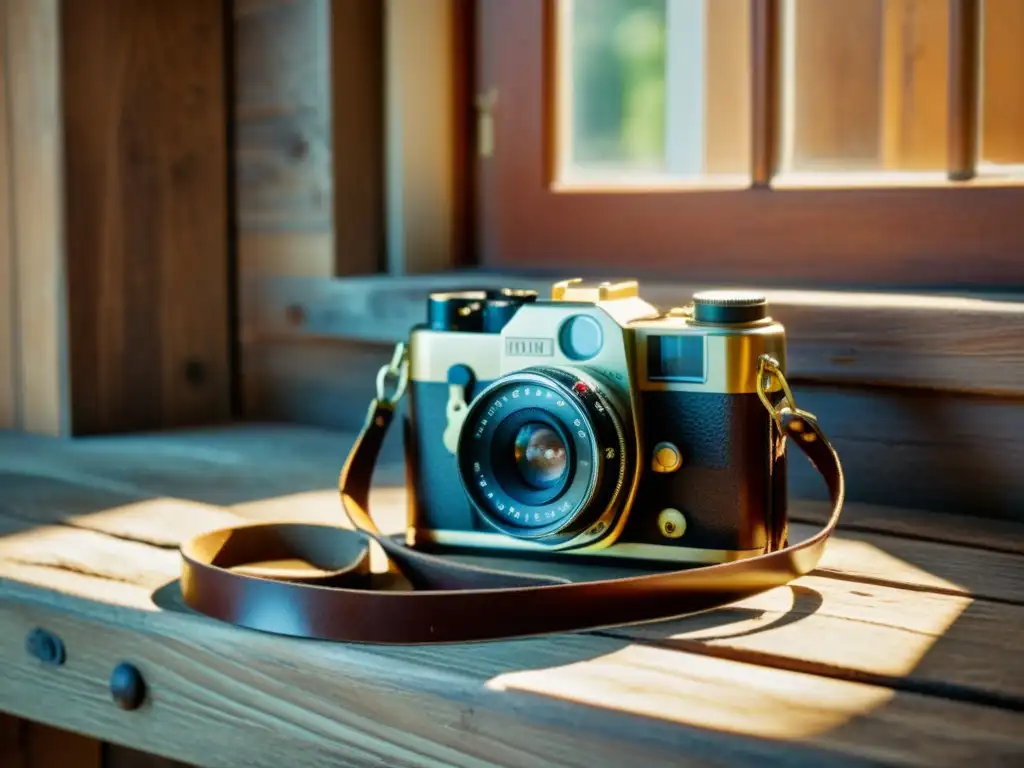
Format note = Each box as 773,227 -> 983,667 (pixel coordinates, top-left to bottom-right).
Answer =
779,0 -> 949,178
558,0 -> 751,183
979,0 -> 1024,173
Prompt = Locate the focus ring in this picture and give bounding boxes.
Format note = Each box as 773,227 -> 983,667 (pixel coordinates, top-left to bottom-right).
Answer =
456,367 -> 630,546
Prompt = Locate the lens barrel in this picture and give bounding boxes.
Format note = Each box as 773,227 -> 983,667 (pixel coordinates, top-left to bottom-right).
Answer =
456,367 -> 629,544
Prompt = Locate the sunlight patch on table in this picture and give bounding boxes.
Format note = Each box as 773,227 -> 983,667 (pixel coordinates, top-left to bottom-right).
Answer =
230,487 -> 408,536
487,644 -> 894,740
633,576 -> 972,681
66,497 -> 244,545
816,536 -> 965,593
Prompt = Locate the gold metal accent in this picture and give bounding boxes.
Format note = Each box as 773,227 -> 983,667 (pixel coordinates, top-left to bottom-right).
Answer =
442,383 -> 468,454
475,89 -> 497,158
411,529 -> 762,564
651,442 -> 682,473
375,343 -> 409,407
634,321 -> 786,395
657,508 -> 687,539
552,279 -> 639,302
757,354 -> 797,428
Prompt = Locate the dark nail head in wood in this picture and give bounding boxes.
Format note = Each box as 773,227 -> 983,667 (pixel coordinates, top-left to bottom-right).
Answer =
291,135 -> 310,160
110,662 -> 147,710
184,359 -> 206,387
285,304 -> 308,326
26,628 -> 66,666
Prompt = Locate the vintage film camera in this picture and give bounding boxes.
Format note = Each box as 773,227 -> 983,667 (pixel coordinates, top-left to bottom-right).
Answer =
404,279 -> 788,564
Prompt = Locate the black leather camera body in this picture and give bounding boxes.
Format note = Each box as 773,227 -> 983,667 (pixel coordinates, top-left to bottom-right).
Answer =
404,279 -> 788,565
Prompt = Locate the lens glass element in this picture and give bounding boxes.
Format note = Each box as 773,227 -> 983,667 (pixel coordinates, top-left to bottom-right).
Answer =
513,423 -> 568,489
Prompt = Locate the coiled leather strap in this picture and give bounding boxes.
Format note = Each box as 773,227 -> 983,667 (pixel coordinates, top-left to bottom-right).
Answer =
180,397 -> 844,645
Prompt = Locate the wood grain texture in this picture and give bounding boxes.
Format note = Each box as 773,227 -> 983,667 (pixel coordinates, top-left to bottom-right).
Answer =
0,714 -> 102,768
5,0 -> 65,436
385,0 -> 459,275
60,0 -> 230,436
235,0 -> 387,441
234,0 -> 334,237
234,0 -> 383,277
239,339 -> 395,433
2,425 -> 1024,765
880,0 -> 948,170
788,386 -> 1024,521
236,231 -> 334,278
240,273 -> 1024,397
706,0 -> 750,173
981,0 -> 1024,165
330,0 -> 384,276
784,0 -> 883,171
0,0 -> 16,430
4,584 -> 1021,768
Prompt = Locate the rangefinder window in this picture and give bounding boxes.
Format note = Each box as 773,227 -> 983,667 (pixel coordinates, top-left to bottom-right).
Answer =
647,334 -> 706,383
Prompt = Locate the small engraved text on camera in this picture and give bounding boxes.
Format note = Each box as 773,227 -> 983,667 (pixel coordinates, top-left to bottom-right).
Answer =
505,337 -> 555,357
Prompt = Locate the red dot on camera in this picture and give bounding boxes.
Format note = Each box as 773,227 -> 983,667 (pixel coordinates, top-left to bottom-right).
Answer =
574,382 -> 589,394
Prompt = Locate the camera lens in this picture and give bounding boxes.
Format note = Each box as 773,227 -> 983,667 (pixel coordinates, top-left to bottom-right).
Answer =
456,367 -> 631,544
513,423 -> 568,489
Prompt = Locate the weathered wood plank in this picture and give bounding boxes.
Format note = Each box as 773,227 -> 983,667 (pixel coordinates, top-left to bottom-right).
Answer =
2,574 -> 1024,768
0,0 -> 17,431
611,574 -> 1023,706
789,386 -> 1024,521
4,424 -> 1024,598
4,439 -> 1024,706
240,273 -> 1024,397
5,0 -> 65,435
60,0 -> 231,435
3,427 -> 1024,764
240,339 -> 395,433
330,0 -> 384,276
234,0 -> 334,236
790,499 -> 1024,557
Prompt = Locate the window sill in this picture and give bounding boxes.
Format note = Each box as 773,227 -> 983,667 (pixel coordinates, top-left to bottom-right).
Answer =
241,271 -> 1024,398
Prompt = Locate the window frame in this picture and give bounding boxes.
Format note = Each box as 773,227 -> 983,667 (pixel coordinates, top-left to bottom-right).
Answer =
471,0 -> 1024,287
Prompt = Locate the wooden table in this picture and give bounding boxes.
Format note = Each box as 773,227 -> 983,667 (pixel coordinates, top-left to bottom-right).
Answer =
1,425 -> 1023,767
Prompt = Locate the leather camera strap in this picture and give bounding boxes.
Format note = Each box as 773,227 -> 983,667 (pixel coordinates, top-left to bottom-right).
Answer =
180,354 -> 845,645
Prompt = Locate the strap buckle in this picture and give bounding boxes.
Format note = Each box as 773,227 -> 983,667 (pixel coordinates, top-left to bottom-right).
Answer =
375,343 -> 409,409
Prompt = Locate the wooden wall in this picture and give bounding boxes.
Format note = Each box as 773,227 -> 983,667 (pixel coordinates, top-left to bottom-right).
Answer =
234,0 -> 388,426
0,0 -> 66,435
0,0 -> 231,436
